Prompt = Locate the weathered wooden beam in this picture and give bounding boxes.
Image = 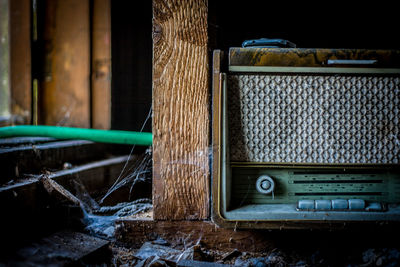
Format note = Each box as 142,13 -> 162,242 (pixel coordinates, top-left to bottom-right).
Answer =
40,0 -> 90,127
152,0 -> 210,220
0,136 -> 55,146
115,218 -> 400,255
91,0 -> 111,129
115,219 -> 275,253
9,0 -> 31,124
0,140 -> 108,184
0,155 -> 134,207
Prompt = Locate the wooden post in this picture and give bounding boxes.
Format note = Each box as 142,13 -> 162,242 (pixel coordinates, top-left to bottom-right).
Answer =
9,0 -> 31,124
152,0 -> 210,220
91,0 -> 111,130
40,0 -> 90,127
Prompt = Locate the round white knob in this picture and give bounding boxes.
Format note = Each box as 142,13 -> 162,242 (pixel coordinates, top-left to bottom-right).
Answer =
256,175 -> 275,194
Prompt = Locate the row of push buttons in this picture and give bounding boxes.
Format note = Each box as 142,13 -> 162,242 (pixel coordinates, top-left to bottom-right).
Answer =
297,199 -> 383,211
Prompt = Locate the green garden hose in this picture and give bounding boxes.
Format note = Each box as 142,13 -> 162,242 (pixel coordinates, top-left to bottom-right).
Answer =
0,125 -> 152,146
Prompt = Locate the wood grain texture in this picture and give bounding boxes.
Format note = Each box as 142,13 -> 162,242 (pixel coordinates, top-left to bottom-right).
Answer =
9,0 -> 31,124
152,0 -> 209,220
113,218 -> 400,255
40,0 -> 90,127
91,0 -> 111,129
115,219 -> 275,252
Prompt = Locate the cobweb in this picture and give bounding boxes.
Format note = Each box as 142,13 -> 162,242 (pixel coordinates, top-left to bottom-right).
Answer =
99,106 -> 153,204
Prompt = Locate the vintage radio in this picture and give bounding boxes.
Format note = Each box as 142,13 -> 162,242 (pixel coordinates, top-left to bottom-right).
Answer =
212,47 -> 400,228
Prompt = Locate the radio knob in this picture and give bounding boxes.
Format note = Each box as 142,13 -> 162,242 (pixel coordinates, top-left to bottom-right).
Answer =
256,175 -> 275,194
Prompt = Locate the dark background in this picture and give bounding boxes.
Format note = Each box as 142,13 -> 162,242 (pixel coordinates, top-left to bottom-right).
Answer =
111,0 -> 152,132
110,1 -> 399,130
210,1 -> 400,50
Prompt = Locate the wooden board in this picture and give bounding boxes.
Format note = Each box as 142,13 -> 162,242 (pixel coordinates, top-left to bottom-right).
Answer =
40,0 -> 90,127
152,0 -> 209,220
91,0 -> 111,129
115,219 -> 275,253
0,140 -> 107,184
0,155 -> 135,200
115,218 -> 400,255
9,0 -> 31,124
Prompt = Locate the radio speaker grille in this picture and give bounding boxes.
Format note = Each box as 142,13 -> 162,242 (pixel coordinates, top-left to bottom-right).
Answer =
228,75 -> 400,164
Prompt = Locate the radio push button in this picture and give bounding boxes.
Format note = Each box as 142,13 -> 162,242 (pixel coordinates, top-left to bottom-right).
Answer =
348,199 -> 366,210
315,200 -> 332,210
297,199 -> 378,211
297,200 -> 315,210
332,199 -> 349,210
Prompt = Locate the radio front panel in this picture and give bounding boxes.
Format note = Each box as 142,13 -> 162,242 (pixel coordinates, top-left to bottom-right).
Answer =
230,166 -> 400,206
228,74 -> 400,164
212,48 -> 400,227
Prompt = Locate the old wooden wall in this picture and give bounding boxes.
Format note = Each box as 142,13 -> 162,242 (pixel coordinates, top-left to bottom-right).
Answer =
152,0 -> 210,220
39,0 -> 90,127
9,0 -> 31,124
92,0 -> 112,130
37,0 -> 111,128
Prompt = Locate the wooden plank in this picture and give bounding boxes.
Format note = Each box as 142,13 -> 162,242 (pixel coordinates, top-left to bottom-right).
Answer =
0,136 -> 55,146
40,0 -> 90,127
152,0 -> 210,220
115,219 -> 400,254
91,0 -> 111,129
115,219 -> 274,253
0,155 -> 136,201
9,0 -> 31,124
0,140 -> 108,184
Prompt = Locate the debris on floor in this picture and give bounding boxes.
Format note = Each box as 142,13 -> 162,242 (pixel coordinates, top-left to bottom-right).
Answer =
109,243 -> 400,267
84,198 -> 152,238
111,240 -> 231,267
39,172 -> 153,239
41,174 -> 83,208
97,198 -> 152,217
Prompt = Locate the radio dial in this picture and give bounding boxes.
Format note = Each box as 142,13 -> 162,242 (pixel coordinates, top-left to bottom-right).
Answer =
256,175 -> 275,194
